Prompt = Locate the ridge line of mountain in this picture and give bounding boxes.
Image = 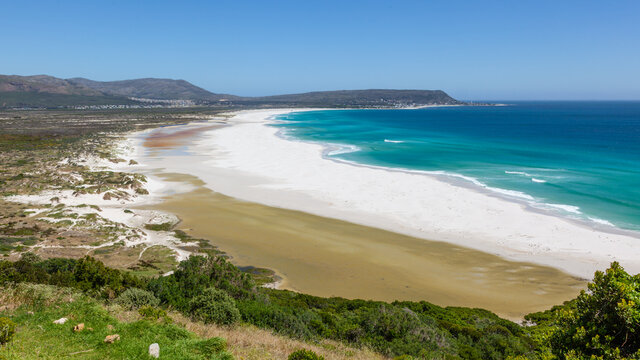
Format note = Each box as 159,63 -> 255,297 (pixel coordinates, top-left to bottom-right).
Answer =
0,74 -> 465,108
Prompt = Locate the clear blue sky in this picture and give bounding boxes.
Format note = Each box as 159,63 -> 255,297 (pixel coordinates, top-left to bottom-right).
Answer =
1,0 -> 639,100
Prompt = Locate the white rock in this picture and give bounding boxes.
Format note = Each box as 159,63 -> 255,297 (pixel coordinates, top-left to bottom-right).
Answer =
149,343 -> 160,358
53,317 -> 68,324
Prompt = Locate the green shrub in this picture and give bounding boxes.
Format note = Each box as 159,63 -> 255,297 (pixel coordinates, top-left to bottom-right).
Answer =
0,317 -> 16,345
148,255 -> 257,312
19,252 -> 41,264
189,288 -> 241,325
138,305 -> 171,323
115,287 -> 159,309
144,222 -> 173,231
550,262 -> 640,359
288,349 -> 325,360
72,256 -> 145,296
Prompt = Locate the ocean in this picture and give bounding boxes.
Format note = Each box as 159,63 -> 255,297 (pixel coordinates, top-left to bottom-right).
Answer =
273,102 -> 640,232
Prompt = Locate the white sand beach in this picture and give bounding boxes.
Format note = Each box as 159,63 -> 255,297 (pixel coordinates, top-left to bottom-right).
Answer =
152,108 -> 640,279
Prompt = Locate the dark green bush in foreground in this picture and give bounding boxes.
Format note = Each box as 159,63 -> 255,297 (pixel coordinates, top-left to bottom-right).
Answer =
115,287 -> 160,309
550,262 -> 640,359
189,287 -> 241,326
0,255 -> 145,299
288,348 -> 325,360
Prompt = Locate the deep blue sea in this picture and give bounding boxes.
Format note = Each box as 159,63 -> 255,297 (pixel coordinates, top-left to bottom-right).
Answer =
273,102 -> 640,232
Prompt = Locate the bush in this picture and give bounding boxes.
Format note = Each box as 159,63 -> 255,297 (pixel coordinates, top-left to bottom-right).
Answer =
189,288 -> 241,325
115,288 -> 159,309
550,262 -> 640,359
19,252 -> 41,264
138,305 -> 171,323
288,349 -> 325,360
0,317 -> 16,345
72,256 -> 145,297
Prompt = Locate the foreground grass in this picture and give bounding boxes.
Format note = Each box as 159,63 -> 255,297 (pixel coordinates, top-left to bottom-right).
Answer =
0,284 -> 384,360
0,284 -> 232,359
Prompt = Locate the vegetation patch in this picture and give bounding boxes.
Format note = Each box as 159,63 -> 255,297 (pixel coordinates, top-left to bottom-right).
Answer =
144,222 -> 174,231
115,288 -> 160,310
189,288 -> 241,326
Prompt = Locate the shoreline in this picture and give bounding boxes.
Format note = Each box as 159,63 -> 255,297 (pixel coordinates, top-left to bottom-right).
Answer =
273,108 -> 635,237
308,138 -> 640,241
119,114 -> 590,319
181,109 -> 640,279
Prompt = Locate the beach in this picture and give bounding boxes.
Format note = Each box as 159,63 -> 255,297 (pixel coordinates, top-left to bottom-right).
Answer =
104,109 -> 593,319
150,109 -> 640,280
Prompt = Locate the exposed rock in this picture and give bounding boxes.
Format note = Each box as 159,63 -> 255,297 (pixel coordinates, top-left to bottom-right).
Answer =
53,317 -> 68,324
73,323 -> 84,332
102,192 -> 112,201
104,334 -> 120,343
149,343 -> 160,358
129,159 -> 138,165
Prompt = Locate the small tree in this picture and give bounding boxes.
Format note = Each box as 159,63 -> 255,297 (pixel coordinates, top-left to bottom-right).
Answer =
551,262 -> 640,359
189,288 -> 240,325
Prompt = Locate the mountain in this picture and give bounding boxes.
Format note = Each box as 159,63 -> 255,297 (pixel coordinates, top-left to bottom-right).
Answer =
0,75 -> 103,96
0,74 -> 463,108
242,89 -> 461,107
0,75 -> 232,108
0,75 -> 138,108
67,77 -> 234,101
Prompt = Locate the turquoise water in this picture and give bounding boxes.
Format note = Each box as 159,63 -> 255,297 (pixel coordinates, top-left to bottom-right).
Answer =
273,102 -> 640,232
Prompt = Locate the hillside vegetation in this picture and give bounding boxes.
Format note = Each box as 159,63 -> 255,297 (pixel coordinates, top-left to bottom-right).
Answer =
0,283 -> 383,360
2,251 -> 638,359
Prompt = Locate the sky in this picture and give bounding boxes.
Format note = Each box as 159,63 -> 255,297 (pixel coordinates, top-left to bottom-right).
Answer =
1,0 -> 639,100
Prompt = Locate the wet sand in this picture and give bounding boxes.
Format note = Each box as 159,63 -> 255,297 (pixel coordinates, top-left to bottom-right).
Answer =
143,123 -> 224,149
147,173 -> 584,319
136,120 -> 586,320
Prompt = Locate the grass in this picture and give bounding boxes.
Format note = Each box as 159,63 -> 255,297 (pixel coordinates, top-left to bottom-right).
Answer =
172,313 -> 385,360
0,284 -> 385,360
0,284 -> 233,359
